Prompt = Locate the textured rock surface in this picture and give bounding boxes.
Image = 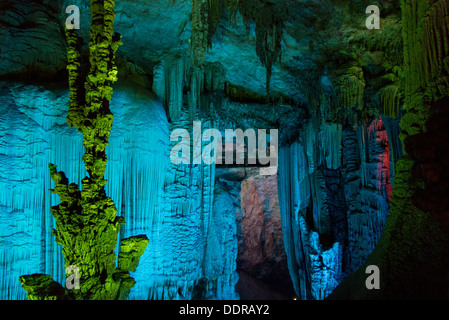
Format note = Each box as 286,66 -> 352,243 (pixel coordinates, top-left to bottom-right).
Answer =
24,0 -> 154,299
278,115 -> 400,299
0,81 -> 169,299
214,167 -> 293,299
0,81 -> 240,300
0,1 -> 66,77
329,0 -> 449,300
1,0 -> 448,301
238,173 -> 292,296
131,107 -> 239,300
407,97 -> 449,230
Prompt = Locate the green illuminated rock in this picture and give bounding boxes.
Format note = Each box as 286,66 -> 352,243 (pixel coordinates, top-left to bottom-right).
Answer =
18,275 -> 65,301
19,0 -> 148,300
118,236 -> 150,273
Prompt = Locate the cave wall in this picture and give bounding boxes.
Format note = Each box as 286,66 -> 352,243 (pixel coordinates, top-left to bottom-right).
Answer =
329,0 -> 449,299
0,0 -> 448,300
0,82 -> 169,299
278,115 -> 400,300
132,105 -> 239,300
0,81 -> 240,300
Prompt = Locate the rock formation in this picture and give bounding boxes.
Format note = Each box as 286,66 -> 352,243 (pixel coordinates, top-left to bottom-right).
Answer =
18,0 -> 150,300
0,0 -> 448,300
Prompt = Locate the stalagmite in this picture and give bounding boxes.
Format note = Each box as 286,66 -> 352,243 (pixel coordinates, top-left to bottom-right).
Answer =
0,81 -> 170,299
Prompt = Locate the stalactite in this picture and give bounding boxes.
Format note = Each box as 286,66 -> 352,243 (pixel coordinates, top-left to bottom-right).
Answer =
310,170 -> 330,236
190,0 -> 209,67
333,0 -> 449,298
278,120 -> 341,300
104,87 -> 170,238
341,119 -> 392,272
153,53 -> 190,122
278,141 -> 343,300
278,112 -> 394,298
226,0 -> 239,24
367,119 -> 392,202
153,53 -> 224,123
167,57 -> 188,122
207,0 -> 226,48
380,85 -> 401,119
0,83 -> 87,299
382,116 -> 403,160
321,123 -> 342,170
236,0 -> 284,96
253,3 -> 284,96
330,66 -> 366,122
188,67 -> 204,120
188,0 -> 285,94
152,61 -> 166,108
127,110 -> 238,300
400,0 -> 449,141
